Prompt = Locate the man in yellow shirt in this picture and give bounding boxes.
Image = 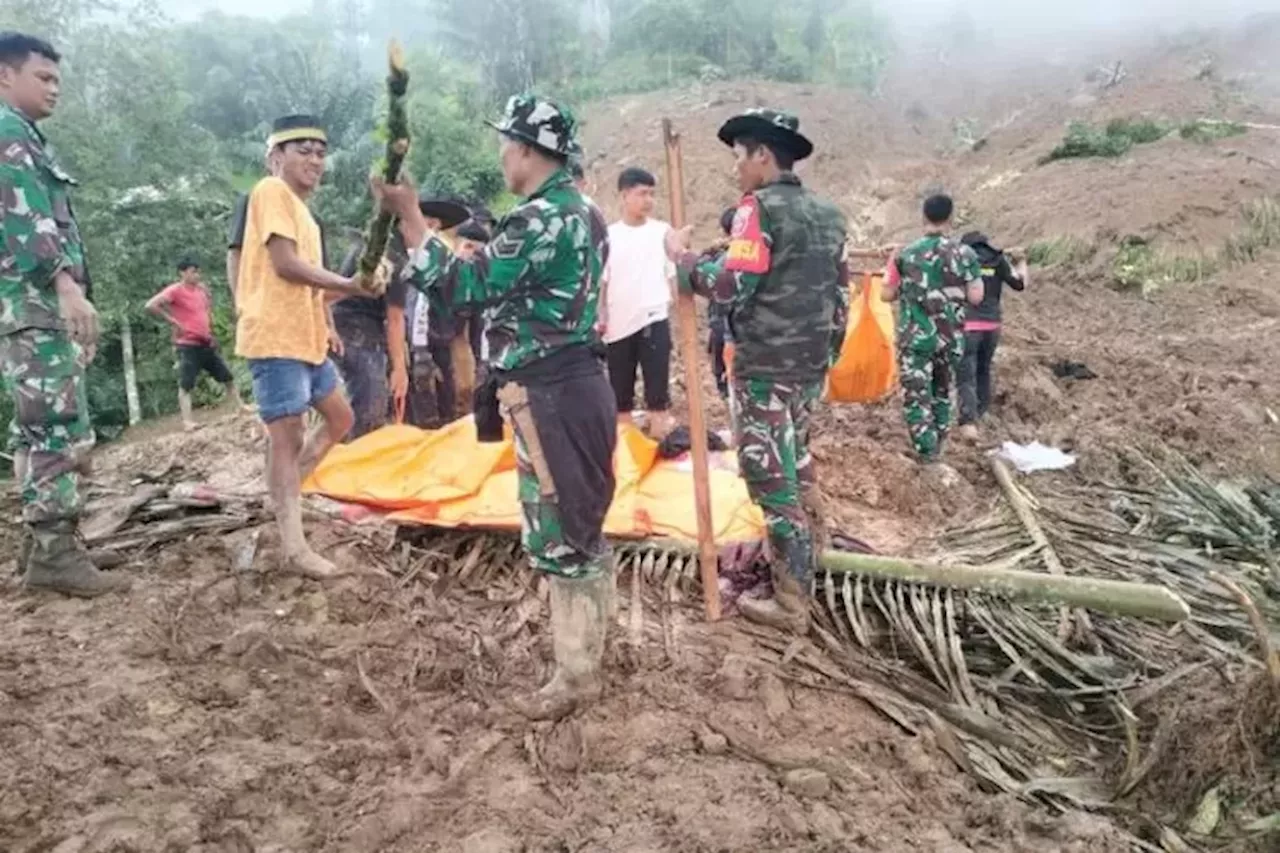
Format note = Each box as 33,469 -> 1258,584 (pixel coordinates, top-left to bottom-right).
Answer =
235,114 -> 370,578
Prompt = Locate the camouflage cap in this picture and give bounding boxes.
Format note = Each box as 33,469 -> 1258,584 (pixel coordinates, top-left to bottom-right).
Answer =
487,94 -> 582,160
716,108 -> 813,162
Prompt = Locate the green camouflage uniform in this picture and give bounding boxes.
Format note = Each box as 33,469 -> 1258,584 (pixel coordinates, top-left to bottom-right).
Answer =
404,95 -> 613,579
893,234 -> 981,459
675,110 -> 848,586
0,101 -> 93,525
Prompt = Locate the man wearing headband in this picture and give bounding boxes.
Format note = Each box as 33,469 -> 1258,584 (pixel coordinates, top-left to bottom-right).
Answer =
235,114 -> 371,579
375,94 -> 615,720
666,108 -> 849,634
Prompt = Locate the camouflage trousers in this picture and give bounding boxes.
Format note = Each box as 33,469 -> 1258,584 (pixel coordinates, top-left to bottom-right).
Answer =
734,377 -> 823,584
505,368 -> 616,581
0,328 -> 94,524
899,333 -> 964,460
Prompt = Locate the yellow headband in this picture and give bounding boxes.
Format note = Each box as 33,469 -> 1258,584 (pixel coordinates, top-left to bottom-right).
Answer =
266,127 -> 327,151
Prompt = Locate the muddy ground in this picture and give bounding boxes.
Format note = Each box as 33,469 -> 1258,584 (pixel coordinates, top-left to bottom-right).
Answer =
0,430 -> 1127,852
5,15 -> 1280,853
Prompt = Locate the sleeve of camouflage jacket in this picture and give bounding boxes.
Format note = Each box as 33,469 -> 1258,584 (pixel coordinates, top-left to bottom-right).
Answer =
675,196 -> 769,315
0,137 -> 74,287
830,244 -> 851,366
403,209 -> 539,311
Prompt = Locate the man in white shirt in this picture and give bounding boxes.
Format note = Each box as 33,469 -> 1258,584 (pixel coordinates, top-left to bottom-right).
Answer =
600,167 -> 675,438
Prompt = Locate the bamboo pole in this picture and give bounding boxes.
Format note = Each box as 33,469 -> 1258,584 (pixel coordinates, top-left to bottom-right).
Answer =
820,551 -> 1191,622
991,457 -> 1095,643
356,41 -> 410,296
662,118 -> 721,622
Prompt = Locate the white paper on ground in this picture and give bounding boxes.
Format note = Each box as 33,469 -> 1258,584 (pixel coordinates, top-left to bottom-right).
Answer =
992,441 -> 1077,473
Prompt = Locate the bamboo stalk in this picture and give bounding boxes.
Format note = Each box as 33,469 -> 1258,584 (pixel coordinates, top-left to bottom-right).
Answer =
662,118 -> 720,622
992,457 -> 1094,644
819,551 -> 1191,622
356,41 -> 410,295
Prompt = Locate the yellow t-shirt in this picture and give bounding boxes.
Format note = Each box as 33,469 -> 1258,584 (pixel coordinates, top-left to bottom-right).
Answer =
234,177 -> 329,365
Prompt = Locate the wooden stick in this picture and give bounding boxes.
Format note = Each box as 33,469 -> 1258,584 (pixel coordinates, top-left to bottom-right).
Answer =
991,457 -> 1094,644
821,551 -> 1191,622
1210,572 -> 1280,690
662,118 -> 721,622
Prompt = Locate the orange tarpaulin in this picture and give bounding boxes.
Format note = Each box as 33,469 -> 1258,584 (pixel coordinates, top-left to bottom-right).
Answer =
827,272 -> 897,404
304,418 -> 764,544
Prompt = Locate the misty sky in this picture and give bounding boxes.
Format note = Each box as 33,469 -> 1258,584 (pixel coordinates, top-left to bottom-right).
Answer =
167,0 -> 1276,28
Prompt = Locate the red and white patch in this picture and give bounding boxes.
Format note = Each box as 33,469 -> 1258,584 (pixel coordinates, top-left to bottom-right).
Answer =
724,196 -> 770,274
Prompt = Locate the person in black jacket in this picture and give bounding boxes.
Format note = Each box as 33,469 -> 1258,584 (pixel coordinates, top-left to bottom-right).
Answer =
957,231 -> 1028,439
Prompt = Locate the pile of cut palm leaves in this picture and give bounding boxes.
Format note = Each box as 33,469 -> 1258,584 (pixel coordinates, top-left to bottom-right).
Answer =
393,448 -> 1278,851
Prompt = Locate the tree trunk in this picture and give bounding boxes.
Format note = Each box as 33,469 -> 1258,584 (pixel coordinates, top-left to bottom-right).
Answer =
120,316 -> 141,426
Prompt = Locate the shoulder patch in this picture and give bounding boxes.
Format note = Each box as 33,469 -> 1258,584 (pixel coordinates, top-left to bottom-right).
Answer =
724,196 -> 770,275
490,214 -> 530,260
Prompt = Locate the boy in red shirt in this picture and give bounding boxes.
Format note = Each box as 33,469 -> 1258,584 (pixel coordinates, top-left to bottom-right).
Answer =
146,258 -> 246,431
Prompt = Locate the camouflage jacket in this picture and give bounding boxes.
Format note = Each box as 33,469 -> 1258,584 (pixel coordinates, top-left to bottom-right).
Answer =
0,101 -> 88,337
676,173 -> 848,383
892,234 -> 981,352
404,168 -> 607,373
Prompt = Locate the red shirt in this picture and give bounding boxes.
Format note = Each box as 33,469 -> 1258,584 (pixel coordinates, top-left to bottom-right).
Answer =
159,282 -> 213,346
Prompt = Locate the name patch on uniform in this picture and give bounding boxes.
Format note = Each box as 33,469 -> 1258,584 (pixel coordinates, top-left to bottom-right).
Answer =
724,196 -> 770,275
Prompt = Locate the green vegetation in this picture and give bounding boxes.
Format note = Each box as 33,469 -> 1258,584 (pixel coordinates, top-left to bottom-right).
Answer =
1105,197 -> 1280,296
1111,240 -> 1216,296
1043,116 -> 1249,163
0,0 -> 902,449
1026,237 -> 1097,267
1042,117 -> 1172,163
1179,119 -> 1247,143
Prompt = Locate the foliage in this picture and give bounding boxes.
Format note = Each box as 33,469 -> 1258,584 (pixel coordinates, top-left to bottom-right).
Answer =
1179,119 -> 1247,143
0,0 -> 898,445
1042,118 -> 1173,163
1026,237 -> 1097,267
1112,240 -> 1215,296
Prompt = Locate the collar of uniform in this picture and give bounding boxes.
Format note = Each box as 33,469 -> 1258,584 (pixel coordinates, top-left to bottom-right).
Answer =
764,171 -> 802,189
0,100 -> 46,147
525,166 -> 574,203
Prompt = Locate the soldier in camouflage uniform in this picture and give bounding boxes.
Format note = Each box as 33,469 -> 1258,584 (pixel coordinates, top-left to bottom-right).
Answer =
0,32 -> 127,597
375,94 -> 614,720
883,194 -> 984,461
666,109 -> 848,633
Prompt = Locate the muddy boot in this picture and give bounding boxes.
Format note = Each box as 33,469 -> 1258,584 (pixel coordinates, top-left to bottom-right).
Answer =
739,537 -> 812,633
23,521 -> 131,598
14,527 -> 32,577
514,572 -> 610,721
738,570 -> 810,633
801,485 -> 830,559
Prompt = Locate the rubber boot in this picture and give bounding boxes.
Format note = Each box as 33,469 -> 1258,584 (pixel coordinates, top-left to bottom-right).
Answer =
801,484 -> 830,559
514,572 -> 611,721
23,521 -> 131,598
13,450 -> 29,576
739,539 -> 812,633
15,527 -> 31,577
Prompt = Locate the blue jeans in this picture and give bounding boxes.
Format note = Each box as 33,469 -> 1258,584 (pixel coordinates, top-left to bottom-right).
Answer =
248,357 -> 340,423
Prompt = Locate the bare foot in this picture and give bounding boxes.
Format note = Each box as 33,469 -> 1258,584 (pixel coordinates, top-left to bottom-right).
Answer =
958,424 -> 979,442
183,421 -> 199,433
284,548 -> 341,579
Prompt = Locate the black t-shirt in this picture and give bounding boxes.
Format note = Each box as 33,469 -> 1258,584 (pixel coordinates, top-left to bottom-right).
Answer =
227,191 -> 331,270
967,242 -> 1024,324
331,240 -> 408,326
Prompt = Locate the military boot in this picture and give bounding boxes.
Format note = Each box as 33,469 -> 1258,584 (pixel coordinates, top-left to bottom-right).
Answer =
739,538 -> 812,634
23,521 -> 131,598
801,484 -> 830,558
514,571 -> 611,721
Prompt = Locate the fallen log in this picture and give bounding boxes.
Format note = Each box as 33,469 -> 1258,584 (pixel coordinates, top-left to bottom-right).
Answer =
819,551 -> 1191,623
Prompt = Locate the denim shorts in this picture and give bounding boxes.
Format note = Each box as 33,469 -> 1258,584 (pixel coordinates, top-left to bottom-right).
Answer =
248,357 -> 340,423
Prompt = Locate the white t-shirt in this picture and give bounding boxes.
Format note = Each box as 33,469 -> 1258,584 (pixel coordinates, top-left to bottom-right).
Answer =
603,218 -> 674,344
